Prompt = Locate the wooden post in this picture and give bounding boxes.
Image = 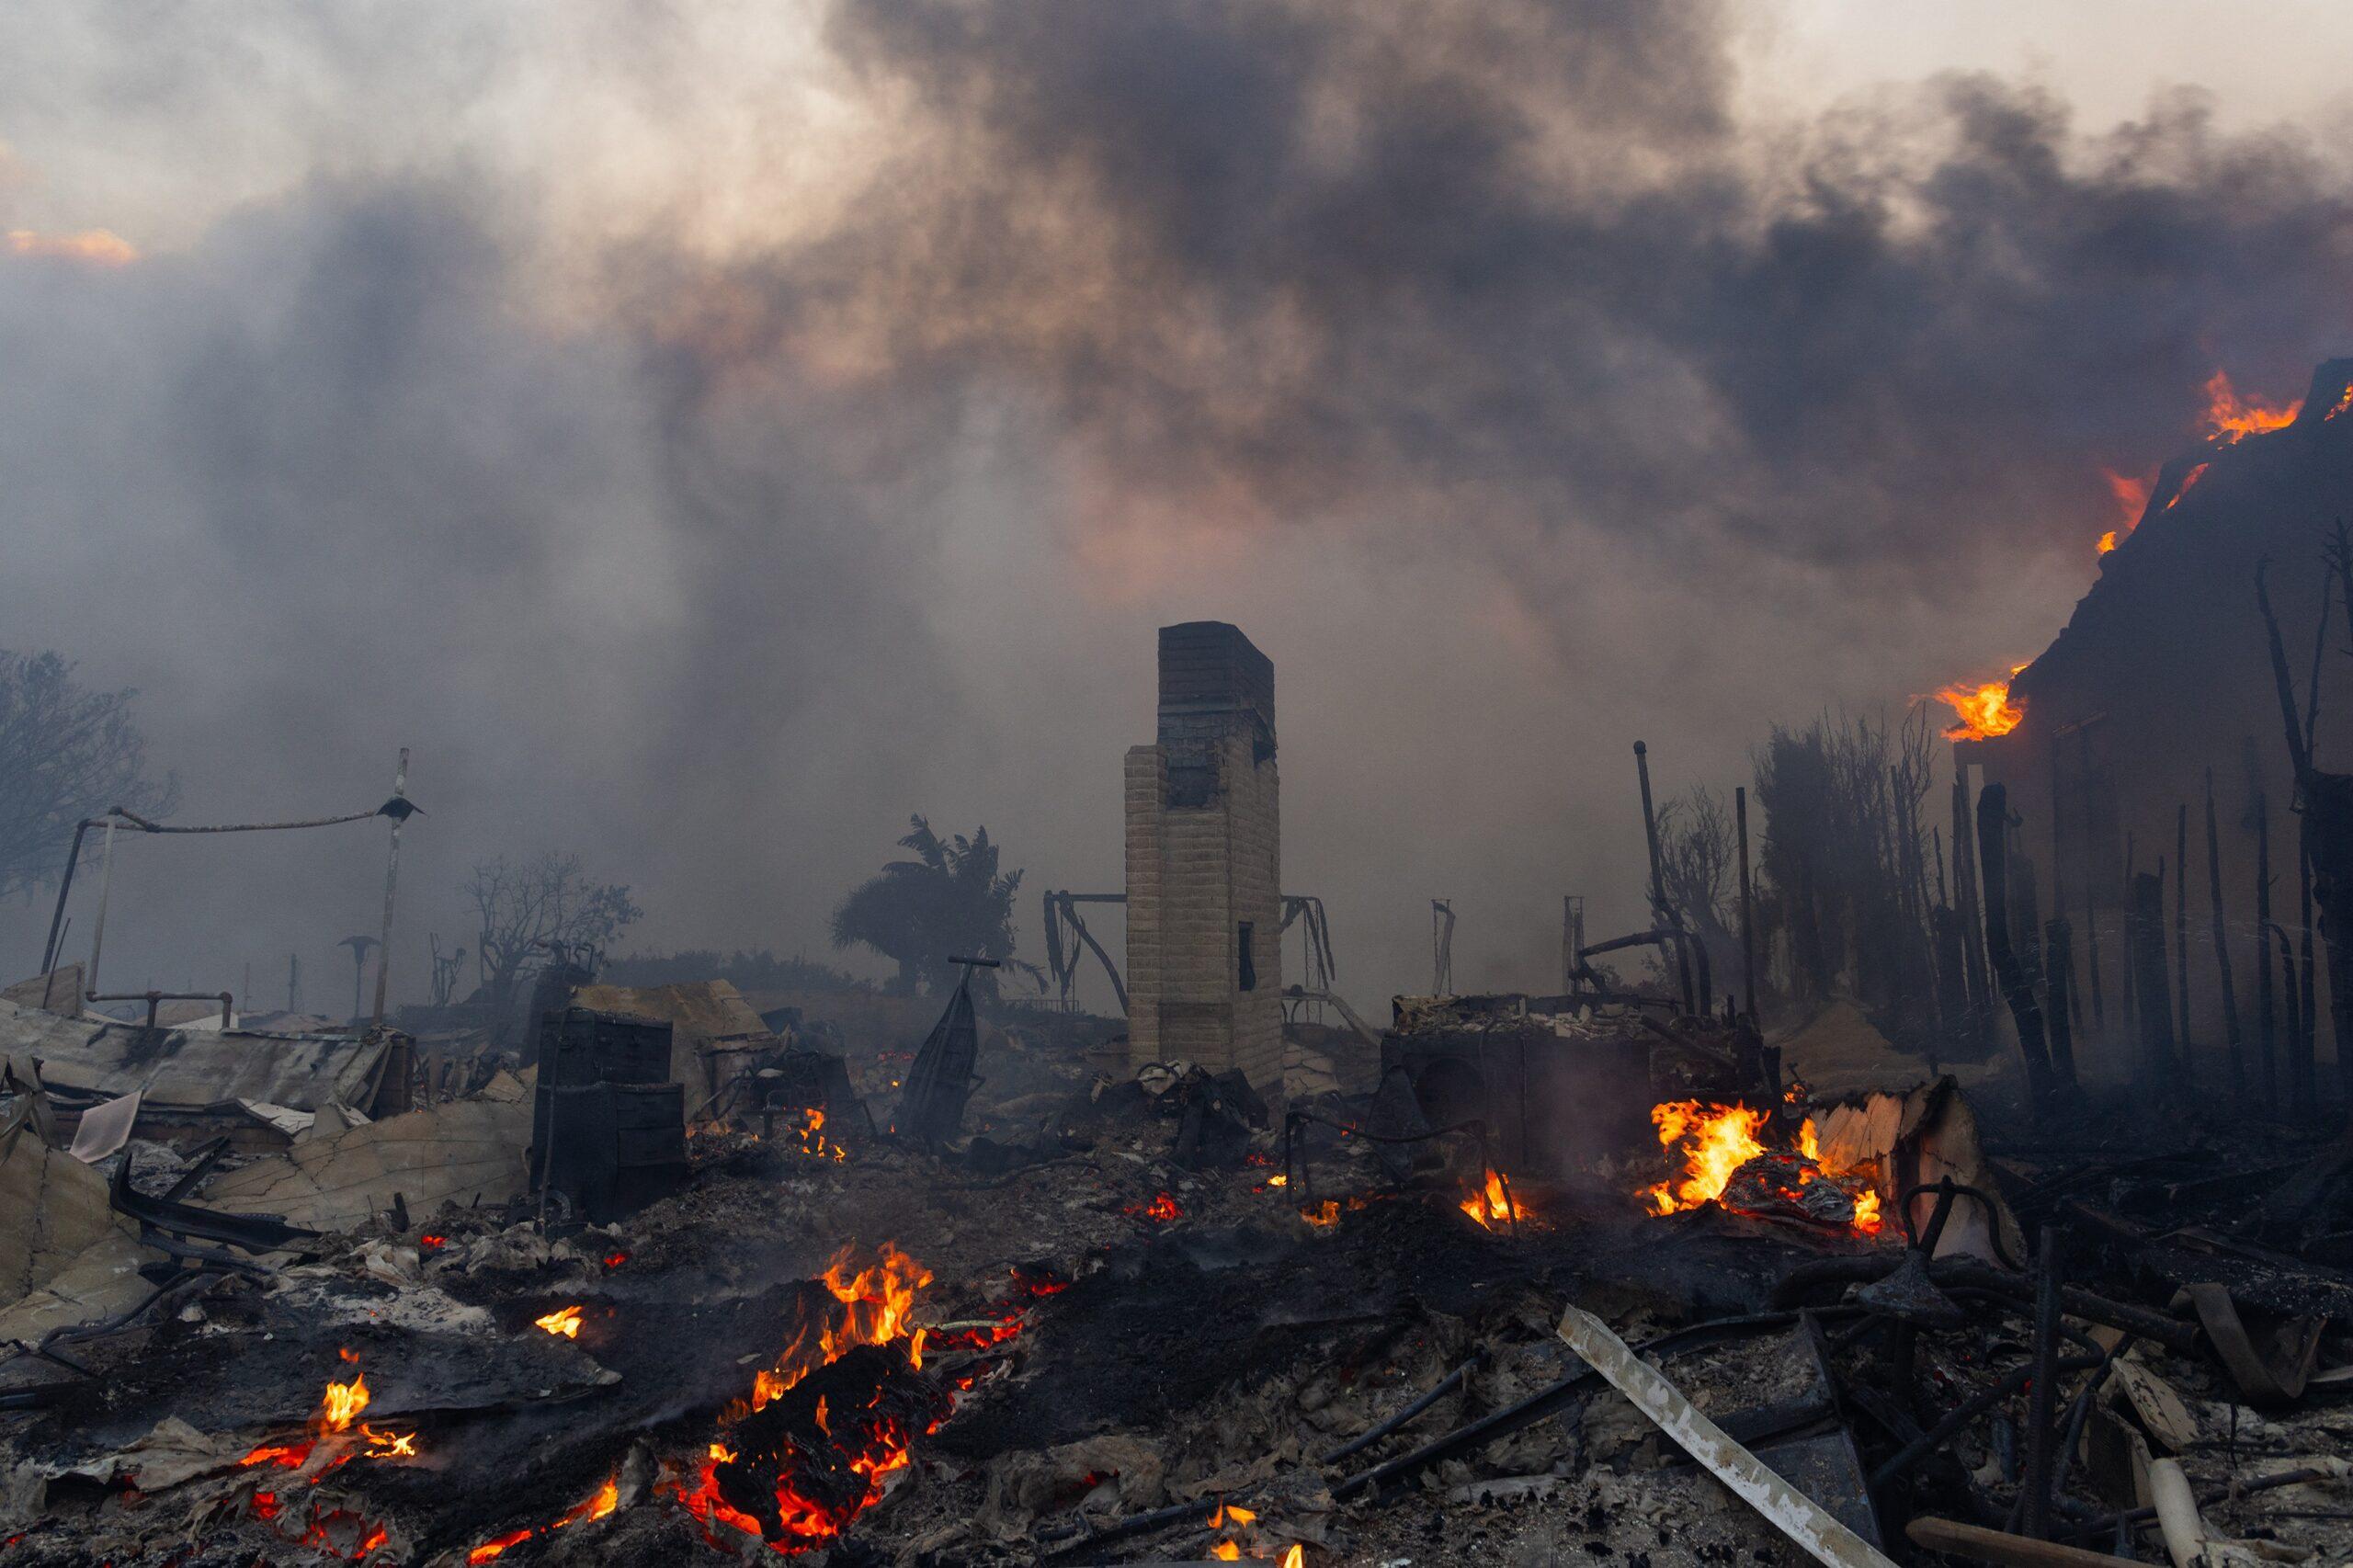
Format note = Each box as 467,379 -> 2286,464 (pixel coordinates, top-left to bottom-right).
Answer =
2255,792 -> 2277,1114
1735,786 -> 1758,1024
2204,770 -> 2243,1100
1978,783 -> 2056,1108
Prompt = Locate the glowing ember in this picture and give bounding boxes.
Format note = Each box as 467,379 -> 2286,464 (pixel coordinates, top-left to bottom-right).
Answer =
604,1251 -> 630,1269
1300,1200 -> 1340,1228
794,1107 -> 849,1162
1126,1191 -> 1182,1222
2200,369 -> 2300,443
1458,1167 -> 1528,1231
1933,665 -> 2027,741
1212,1545 -> 1242,1562
418,1233 -> 446,1250
467,1475 -> 620,1562
535,1305 -> 585,1339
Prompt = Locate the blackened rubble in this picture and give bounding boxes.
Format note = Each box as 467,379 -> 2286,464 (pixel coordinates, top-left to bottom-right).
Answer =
2,969 -> 2348,1568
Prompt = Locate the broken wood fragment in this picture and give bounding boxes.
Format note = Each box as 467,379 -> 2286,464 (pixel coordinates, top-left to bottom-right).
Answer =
1904,1516 -> 2137,1567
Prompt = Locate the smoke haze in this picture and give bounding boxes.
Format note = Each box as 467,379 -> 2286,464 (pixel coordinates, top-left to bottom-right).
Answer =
4,0 -> 2350,1012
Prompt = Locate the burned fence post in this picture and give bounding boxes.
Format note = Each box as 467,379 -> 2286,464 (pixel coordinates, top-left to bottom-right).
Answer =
2255,792 -> 2277,1114
2128,868 -> 2177,1092
1976,783 -> 2057,1107
2076,730 -> 2107,1041
2022,1224 -> 2069,1540
2204,770 -> 2244,1100
2042,917 -> 2076,1088
2297,832 -> 2318,1115
2175,803 -> 2193,1084
1952,771 -> 1991,1047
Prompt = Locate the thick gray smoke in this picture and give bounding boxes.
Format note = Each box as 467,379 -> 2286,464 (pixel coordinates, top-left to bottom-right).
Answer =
2,0 -> 2348,1011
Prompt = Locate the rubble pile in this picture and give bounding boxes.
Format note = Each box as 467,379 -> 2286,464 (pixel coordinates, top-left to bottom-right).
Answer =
0,985 -> 2349,1567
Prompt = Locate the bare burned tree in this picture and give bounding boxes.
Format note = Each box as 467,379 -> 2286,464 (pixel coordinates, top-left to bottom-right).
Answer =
463,852 -> 642,1011
1750,707 -> 1944,1046
0,650 -> 178,899
1657,785 -> 1738,992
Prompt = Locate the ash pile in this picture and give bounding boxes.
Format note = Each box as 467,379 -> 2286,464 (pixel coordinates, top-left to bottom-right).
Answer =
3,976 -> 2352,1568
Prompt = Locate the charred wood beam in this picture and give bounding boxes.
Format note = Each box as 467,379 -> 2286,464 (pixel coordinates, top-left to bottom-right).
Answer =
1976,784 -> 2058,1106
1771,1255 -> 2200,1354
1633,742 -> 1697,1015
1737,786 -> 1760,1024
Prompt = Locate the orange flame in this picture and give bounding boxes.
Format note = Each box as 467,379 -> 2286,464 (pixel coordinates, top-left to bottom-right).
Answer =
535,1305 -> 584,1339
795,1107 -> 848,1162
1645,1104 -> 1882,1234
2165,460 -> 2210,510
2200,370 -> 2300,443
1933,665 -> 2027,741
1641,1102 -> 1770,1214
1458,1167 -> 1528,1231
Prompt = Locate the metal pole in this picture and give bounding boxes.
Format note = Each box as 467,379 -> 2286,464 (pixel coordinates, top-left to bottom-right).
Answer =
1736,785 -> 1758,1023
39,818 -> 96,978
83,817 -> 120,1001
370,747 -> 410,1028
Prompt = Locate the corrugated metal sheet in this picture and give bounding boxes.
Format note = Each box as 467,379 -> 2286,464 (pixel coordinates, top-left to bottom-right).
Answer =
0,997 -> 390,1114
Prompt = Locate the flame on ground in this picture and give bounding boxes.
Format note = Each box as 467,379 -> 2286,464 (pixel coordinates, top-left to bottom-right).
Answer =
795,1107 -> 849,1162
1643,1102 -> 1881,1234
2200,370 -> 2300,443
1458,1167 -> 1528,1231
466,1476 -> 620,1563
535,1304 -> 585,1339
1932,665 -> 2027,741
235,1361 -> 411,1558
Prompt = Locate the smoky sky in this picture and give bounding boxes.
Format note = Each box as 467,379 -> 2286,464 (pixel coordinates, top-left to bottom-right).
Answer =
2,0 -> 2349,1013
